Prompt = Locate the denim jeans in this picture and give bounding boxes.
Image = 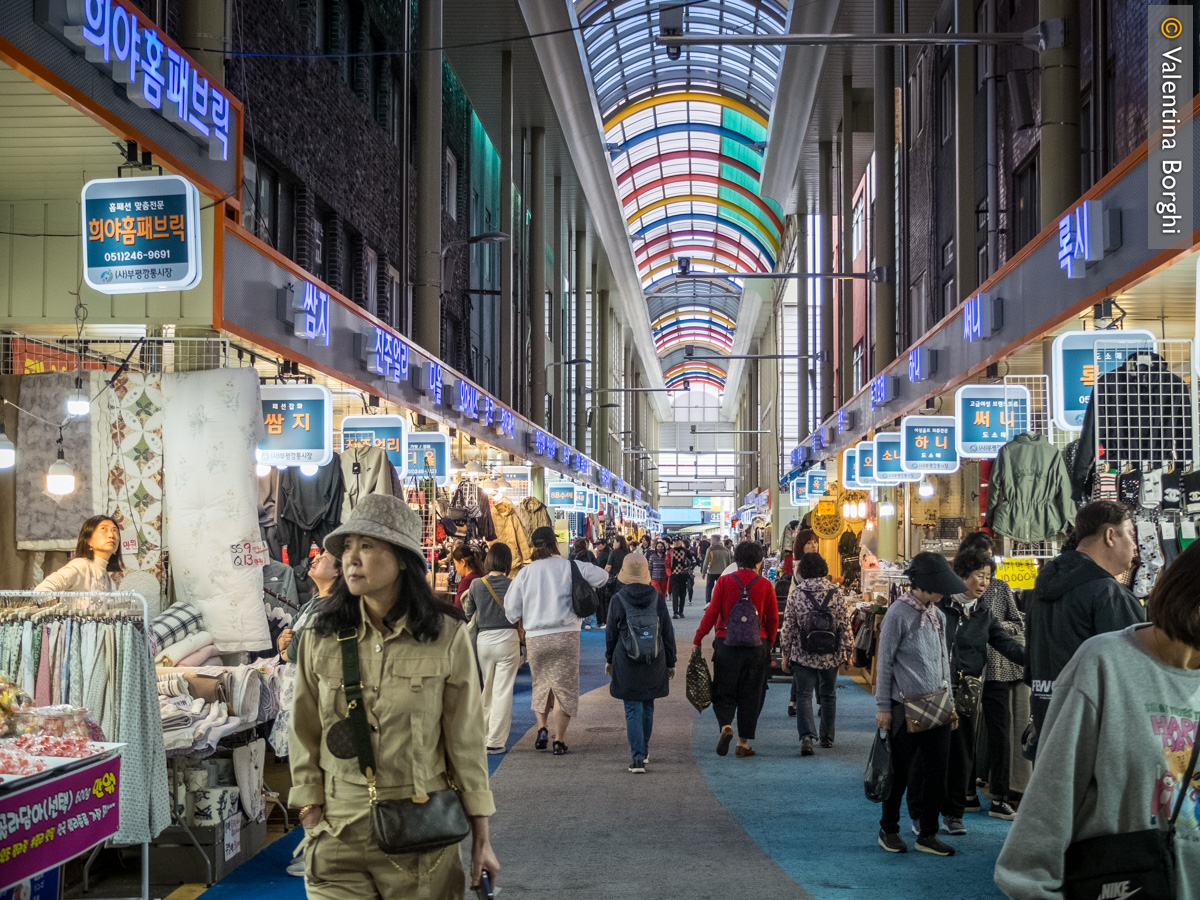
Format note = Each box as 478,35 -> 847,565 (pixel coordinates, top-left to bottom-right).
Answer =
791,665 -> 838,742
623,699 -> 655,763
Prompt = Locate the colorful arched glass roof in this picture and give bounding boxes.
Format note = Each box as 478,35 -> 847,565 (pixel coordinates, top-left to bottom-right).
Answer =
575,0 -> 788,397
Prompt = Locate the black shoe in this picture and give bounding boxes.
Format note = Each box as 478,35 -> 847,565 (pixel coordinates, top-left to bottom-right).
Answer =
787,704 -> 797,718
552,741 -> 568,756
800,738 -> 814,756
819,738 -> 834,749
534,728 -> 548,751
878,829 -> 907,853
963,795 -> 982,814
717,726 -> 733,756
915,835 -> 956,856
989,800 -> 1017,820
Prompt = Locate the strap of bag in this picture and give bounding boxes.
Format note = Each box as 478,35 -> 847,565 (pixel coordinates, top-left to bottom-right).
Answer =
481,576 -> 504,610
1168,733 -> 1200,833
336,628 -> 378,784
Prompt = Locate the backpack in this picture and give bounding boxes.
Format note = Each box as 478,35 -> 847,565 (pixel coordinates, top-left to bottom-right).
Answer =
621,597 -> 661,665
799,586 -> 839,656
722,575 -> 763,647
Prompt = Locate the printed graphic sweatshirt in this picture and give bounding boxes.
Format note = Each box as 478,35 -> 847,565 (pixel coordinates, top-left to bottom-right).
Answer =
994,625 -> 1200,900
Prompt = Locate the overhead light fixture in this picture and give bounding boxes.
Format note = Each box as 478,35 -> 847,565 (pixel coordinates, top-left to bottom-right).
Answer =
480,477 -> 499,495
878,500 -> 896,516
46,441 -> 75,496
256,464 -> 272,477
857,500 -> 867,519
496,474 -> 514,492
0,423 -> 13,470
300,464 -> 319,477
67,377 -> 89,417
464,460 -> 485,475
842,501 -> 851,519
918,477 -> 935,499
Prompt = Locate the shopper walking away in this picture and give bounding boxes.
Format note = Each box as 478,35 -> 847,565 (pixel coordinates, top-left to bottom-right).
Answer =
780,552 -> 852,755
595,539 -> 612,571
570,538 -> 597,566
786,529 -> 821,717
920,549 -> 1025,837
504,526 -> 609,755
874,552 -> 964,857
1025,500 -> 1143,752
995,539 -> 1200,899
648,540 -> 670,597
288,494 -> 499,898
463,543 -> 522,754
669,540 -> 691,619
605,554 -> 676,773
694,541 -> 780,758
702,538 -> 734,605
451,542 -> 485,609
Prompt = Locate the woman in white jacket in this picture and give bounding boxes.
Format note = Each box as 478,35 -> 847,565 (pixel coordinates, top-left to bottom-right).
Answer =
34,515 -> 122,594
505,525 -> 609,755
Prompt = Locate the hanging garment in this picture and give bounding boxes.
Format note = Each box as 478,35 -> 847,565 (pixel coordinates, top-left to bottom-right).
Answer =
985,433 -> 1077,543
518,496 -> 553,533
262,560 -> 300,614
258,467 -> 283,561
339,444 -> 395,522
1140,468 -> 1163,508
1162,467 -> 1182,511
278,453 -> 344,567
492,498 -> 535,568
115,621 -> 171,843
1119,470 -> 1142,510
1069,351 -> 1194,498
450,480 -> 498,541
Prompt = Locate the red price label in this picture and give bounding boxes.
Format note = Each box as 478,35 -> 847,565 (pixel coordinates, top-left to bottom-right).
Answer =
230,541 -> 269,568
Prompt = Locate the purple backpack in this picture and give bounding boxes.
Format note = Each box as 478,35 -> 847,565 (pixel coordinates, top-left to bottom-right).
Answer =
721,575 -> 763,647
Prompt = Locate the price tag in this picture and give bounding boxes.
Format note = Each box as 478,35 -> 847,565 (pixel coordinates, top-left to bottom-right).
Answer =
1161,521 -> 1177,542
121,537 -> 140,555
230,540 -> 269,568
1181,520 -> 1197,540
223,813 -> 241,861
996,557 -> 1039,591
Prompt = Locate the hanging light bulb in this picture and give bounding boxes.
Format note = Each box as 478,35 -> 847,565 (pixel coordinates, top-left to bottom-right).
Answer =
66,376 -> 89,417
300,464 -> 319,477
496,475 -> 514,492
842,501 -> 851,519
464,460 -> 485,475
255,464 -> 272,477
480,477 -> 498,495
918,477 -> 935,499
0,423 -> 13,470
879,500 -> 896,517
46,445 -> 75,495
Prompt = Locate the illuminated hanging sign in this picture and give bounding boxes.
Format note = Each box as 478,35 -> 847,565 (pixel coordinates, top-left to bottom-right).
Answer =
1050,329 -> 1157,431
900,415 -> 960,474
838,409 -> 857,433
279,281 -> 330,345
40,0 -> 234,162
455,380 -> 480,420
870,375 -> 898,409
599,467 -> 612,489
81,175 -> 201,294
805,468 -> 827,497
1057,200 -> 1104,278
874,432 -> 920,483
359,325 -> 410,383
560,444 -> 573,466
955,385 -> 1031,458
424,362 -> 444,405
841,448 -> 860,489
908,346 -> 938,383
406,432 -> 451,487
340,414 -> 407,477
856,441 -> 878,485
962,293 -> 1002,342
574,453 -> 590,476
258,384 -> 333,468
498,409 -> 515,439
547,483 -> 579,508
790,477 -> 806,506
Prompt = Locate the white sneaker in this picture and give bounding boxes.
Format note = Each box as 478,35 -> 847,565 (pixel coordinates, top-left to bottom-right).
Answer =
286,857 -> 305,877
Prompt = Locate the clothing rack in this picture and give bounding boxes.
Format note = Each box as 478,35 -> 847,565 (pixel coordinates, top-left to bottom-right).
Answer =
0,590 -> 152,900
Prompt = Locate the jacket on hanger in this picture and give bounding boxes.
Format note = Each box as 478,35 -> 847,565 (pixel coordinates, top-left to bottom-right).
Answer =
449,480 -> 497,541
516,496 -> 553,536
340,444 -> 396,522
986,433 -> 1077,543
278,454 -> 344,565
492,499 -> 534,568
1069,352 -> 1193,500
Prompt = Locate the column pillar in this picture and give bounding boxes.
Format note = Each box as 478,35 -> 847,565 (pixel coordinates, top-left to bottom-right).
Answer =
551,176 -> 563,436
414,0 -> 443,358
839,76 -> 854,406
1039,0 -> 1080,226
498,50 -> 513,404
954,0 -> 978,301
819,141 -> 835,421
795,210 -> 810,441
530,127 -> 547,428
874,0 -> 897,369
575,229 -> 588,451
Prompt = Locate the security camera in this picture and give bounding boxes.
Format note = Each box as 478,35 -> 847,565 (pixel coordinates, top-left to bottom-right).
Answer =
660,4 -> 683,60
677,257 -> 691,275
685,344 -> 695,358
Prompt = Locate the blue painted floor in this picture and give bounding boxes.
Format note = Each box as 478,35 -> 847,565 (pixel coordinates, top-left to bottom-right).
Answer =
693,675 -> 1009,900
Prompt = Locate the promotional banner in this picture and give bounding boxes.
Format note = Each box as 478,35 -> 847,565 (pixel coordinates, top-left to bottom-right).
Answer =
258,384 -> 334,468
0,755 -> 121,892
406,433 -> 451,487
874,433 -> 920,483
900,415 -> 960,473
856,441 -> 878,486
841,448 -> 860,489
805,468 -> 827,497
339,414 -> 408,477
1050,330 -> 1157,431
955,385 -> 1031,458
81,175 -> 202,294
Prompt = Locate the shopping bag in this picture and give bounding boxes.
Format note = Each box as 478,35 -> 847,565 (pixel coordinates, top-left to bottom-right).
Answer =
864,728 -> 893,803
685,647 -> 712,712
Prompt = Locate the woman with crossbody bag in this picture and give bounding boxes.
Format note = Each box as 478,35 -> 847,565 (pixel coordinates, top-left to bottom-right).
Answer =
464,542 -> 522,754
289,494 -> 499,898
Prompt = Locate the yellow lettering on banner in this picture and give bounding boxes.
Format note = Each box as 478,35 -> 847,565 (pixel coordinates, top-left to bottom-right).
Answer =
265,413 -> 284,435
935,435 -> 948,449
974,411 -> 991,427
291,412 -> 310,431
1081,364 -> 1096,387
915,435 -> 929,449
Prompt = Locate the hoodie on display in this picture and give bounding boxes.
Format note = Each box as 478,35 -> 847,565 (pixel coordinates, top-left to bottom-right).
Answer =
605,583 -> 677,701
1024,548 -> 1145,736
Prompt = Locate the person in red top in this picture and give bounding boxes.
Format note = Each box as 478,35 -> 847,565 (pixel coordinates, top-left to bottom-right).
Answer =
451,542 -> 484,610
694,541 -> 779,758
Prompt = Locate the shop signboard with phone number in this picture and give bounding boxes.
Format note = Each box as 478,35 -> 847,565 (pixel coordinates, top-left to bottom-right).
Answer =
954,385 -> 1031,458
257,385 -> 333,467
805,468 -> 827,497
406,433 -> 451,487
340,414 -> 408,478
874,432 -> 921,483
1050,330 -> 1157,431
900,415 -> 960,473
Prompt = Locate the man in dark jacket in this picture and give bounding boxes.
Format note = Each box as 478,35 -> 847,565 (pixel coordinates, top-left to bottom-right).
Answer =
605,554 -> 676,773
1025,500 -> 1143,747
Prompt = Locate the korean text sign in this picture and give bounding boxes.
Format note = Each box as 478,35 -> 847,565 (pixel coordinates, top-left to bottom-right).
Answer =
856,441 -> 878,486
547,483 -> 578,508
258,384 -> 333,467
804,468 -> 827,497
955,385 -> 1031,458
1050,330 -> 1157,431
874,433 -> 920,483
81,176 -> 201,294
406,433 -> 450,487
841,448 -> 860,489
789,477 -> 806,506
0,755 -> 121,892
900,415 -> 960,473
340,415 -> 408,478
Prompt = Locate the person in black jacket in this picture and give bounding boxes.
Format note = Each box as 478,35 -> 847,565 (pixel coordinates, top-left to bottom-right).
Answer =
910,548 -> 1026,838
1025,500 -> 1143,746
605,554 -> 676,773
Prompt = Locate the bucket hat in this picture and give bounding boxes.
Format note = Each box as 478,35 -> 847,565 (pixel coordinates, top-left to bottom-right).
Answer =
324,493 -> 423,559
617,553 -> 651,585
530,525 -> 558,549
905,551 -> 967,596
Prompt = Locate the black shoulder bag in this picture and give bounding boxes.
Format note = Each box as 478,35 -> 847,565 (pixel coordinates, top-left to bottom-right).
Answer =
331,628 -> 470,855
1063,734 -> 1199,900
569,560 -> 599,618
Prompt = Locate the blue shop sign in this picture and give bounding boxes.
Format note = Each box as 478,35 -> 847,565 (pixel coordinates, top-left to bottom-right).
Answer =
284,281 -> 330,345
340,414 -> 408,477
406,433 -> 451,487
1057,200 -> 1103,278
498,409 -> 515,439
547,483 -> 578,508
870,375 -> 897,409
908,346 -> 937,383
841,448 -> 860,489
962,293 -> 1001,342
258,384 -> 333,468
900,415 -> 959,474
81,175 -> 201,293
455,380 -> 480,420
805,468 -> 827,497
1050,329 -> 1157,431
425,362 -> 444,405
856,441 -> 878,485
362,326 -> 409,384
875,433 -> 920,483
790,477 -> 806,506
955,385 -> 1031,458
0,864 -> 61,900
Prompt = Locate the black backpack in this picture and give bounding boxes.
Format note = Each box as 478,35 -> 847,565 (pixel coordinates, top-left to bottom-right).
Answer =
569,561 -> 599,618
620,597 -> 661,664
799,586 -> 840,656
722,575 -> 763,647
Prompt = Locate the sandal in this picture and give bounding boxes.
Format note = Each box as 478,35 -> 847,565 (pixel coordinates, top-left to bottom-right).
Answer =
716,726 -> 733,756
735,745 -> 756,758
535,727 -> 549,751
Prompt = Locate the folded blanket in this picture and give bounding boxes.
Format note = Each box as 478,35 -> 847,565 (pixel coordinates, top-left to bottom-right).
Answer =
175,644 -> 219,668
155,631 -> 213,667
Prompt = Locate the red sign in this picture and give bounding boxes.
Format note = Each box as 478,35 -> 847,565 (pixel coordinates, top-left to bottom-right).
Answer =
0,756 -> 121,891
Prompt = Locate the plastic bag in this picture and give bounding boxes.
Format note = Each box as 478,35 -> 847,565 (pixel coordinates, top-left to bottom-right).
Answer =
864,728 -> 893,803
685,647 -> 712,713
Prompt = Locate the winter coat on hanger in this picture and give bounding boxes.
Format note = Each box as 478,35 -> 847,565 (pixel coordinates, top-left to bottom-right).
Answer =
516,496 -> 553,535
339,444 -> 396,522
986,433 -> 1077,543
492,499 -> 534,568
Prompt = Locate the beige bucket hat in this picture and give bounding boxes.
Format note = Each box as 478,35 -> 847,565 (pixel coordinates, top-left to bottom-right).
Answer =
324,493 -> 423,559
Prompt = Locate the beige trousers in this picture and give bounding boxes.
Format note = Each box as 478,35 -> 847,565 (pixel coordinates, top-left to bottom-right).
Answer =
476,629 -> 521,748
